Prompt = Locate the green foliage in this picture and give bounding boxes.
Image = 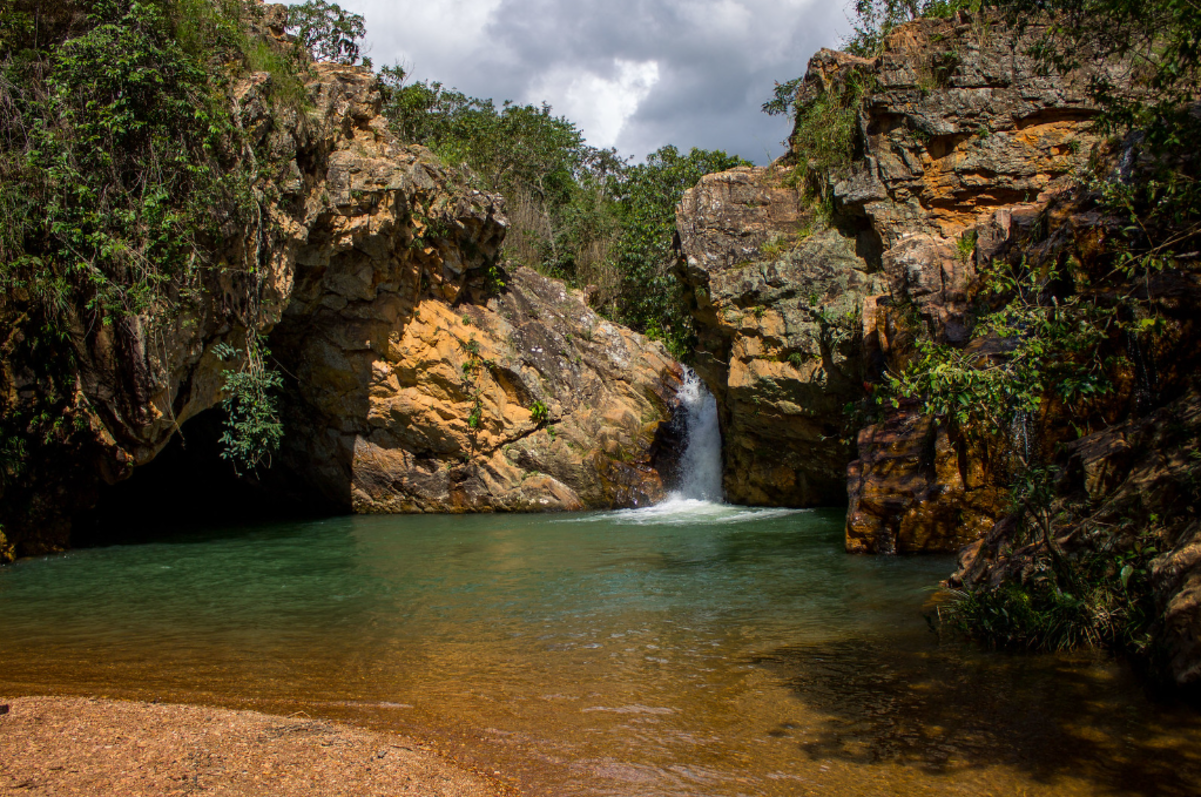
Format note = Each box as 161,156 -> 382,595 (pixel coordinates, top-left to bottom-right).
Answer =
844,1 -> 983,56
940,528 -> 1160,653
1090,157 -> 1201,282
761,76 -> 804,118
378,66 -> 622,282
285,0 -> 365,65
789,81 -> 865,190
882,258 -> 1113,435
379,71 -> 744,360
0,0 -> 313,477
214,338 -> 284,473
603,145 -> 749,357
529,400 -> 549,424
956,229 -> 977,263
764,62 -> 874,207
458,336 -> 486,432
0,0 -> 259,322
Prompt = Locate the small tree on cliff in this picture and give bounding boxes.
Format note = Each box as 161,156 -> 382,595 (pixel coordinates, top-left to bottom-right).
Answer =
286,0 -> 366,66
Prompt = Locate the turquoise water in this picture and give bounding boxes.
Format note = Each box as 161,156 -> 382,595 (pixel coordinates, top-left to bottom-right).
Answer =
2,503 -> 1199,796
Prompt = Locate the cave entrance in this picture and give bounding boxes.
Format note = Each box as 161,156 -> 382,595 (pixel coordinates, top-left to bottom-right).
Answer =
81,408 -> 338,546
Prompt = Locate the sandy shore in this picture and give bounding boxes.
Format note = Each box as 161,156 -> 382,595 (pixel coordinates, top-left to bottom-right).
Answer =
0,696 -> 513,796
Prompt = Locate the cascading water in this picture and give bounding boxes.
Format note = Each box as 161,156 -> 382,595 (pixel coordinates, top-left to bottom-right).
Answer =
671,367 -> 724,503
586,366 -> 792,523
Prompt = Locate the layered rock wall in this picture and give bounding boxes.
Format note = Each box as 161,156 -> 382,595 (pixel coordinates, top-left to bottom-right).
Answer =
676,166 -> 884,505
677,12 -> 1106,538
0,7 -> 683,561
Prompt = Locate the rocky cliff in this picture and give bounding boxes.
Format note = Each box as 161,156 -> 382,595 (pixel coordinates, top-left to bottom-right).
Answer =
677,12 -> 1105,534
677,11 -> 1201,687
0,4 -> 683,562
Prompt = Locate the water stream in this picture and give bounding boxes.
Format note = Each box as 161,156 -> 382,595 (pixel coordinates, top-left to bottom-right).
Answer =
672,367 -> 724,503
1,377 -> 1199,795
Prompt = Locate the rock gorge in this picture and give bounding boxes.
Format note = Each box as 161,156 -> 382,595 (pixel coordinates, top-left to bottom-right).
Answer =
3,1 -> 1199,689
677,12 -> 1107,535
0,6 -> 682,562
677,12 -> 1201,686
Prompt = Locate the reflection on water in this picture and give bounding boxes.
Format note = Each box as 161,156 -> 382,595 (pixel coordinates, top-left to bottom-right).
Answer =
1,504 -> 1199,796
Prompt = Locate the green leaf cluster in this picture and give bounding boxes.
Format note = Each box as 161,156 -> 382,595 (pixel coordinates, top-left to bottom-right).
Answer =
379,66 -> 626,283
1,0 -> 258,321
883,259 -> 1113,434
0,0 -> 313,471
940,527 -> 1160,653
214,338 -> 284,474
285,0 -> 365,66
603,145 -> 749,357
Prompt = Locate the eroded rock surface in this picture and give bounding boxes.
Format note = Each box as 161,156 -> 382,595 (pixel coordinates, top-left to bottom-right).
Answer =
676,12 -> 1109,543
953,391 -> 1201,688
276,264 -> 681,513
677,166 -> 884,505
0,10 -> 683,559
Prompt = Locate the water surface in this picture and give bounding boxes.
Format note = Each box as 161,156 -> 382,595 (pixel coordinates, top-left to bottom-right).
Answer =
2,503 -> 1199,796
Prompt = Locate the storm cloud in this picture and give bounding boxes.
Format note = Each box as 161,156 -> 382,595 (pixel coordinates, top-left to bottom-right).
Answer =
336,0 -> 850,163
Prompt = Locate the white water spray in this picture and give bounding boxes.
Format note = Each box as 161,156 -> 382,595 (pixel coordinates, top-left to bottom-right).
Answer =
670,367 -> 723,503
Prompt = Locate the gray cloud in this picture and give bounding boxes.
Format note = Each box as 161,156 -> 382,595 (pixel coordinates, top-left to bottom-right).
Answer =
338,0 -> 851,163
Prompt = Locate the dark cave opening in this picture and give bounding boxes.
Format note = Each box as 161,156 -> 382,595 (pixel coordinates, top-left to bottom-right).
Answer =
80,408 -> 340,547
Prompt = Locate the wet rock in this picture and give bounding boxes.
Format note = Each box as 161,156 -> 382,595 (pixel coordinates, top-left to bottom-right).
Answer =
676,166 -> 885,506
846,405 -> 1005,554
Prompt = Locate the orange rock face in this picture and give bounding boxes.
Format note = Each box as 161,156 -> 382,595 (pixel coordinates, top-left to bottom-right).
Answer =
677,13 -> 1112,551
0,45 -> 685,559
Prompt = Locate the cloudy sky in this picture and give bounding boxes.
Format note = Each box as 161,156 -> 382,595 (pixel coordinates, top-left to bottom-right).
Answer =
335,0 -> 852,164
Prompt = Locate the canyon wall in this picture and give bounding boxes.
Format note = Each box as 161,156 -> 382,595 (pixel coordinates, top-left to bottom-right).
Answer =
0,9 -> 681,562
677,11 -> 1201,687
677,13 -> 1103,539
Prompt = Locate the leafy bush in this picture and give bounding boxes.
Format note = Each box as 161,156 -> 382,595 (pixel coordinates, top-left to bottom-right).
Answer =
214,338 -> 284,473
940,528 -> 1160,653
0,0 -> 310,471
603,145 -> 748,357
379,66 -> 619,281
0,0 -> 256,321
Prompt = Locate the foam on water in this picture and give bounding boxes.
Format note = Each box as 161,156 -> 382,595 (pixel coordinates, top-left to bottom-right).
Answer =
600,499 -> 808,526
564,367 -> 806,526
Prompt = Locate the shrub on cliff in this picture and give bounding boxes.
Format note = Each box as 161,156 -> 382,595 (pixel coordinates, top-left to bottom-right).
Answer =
0,0 -> 297,474
285,0 -> 366,66
378,66 -> 622,282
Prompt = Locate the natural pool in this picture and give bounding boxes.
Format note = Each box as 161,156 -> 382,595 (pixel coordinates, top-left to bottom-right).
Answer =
2,502 -> 1199,796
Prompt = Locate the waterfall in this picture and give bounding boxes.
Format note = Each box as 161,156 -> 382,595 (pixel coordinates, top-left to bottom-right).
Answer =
672,368 -> 724,503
